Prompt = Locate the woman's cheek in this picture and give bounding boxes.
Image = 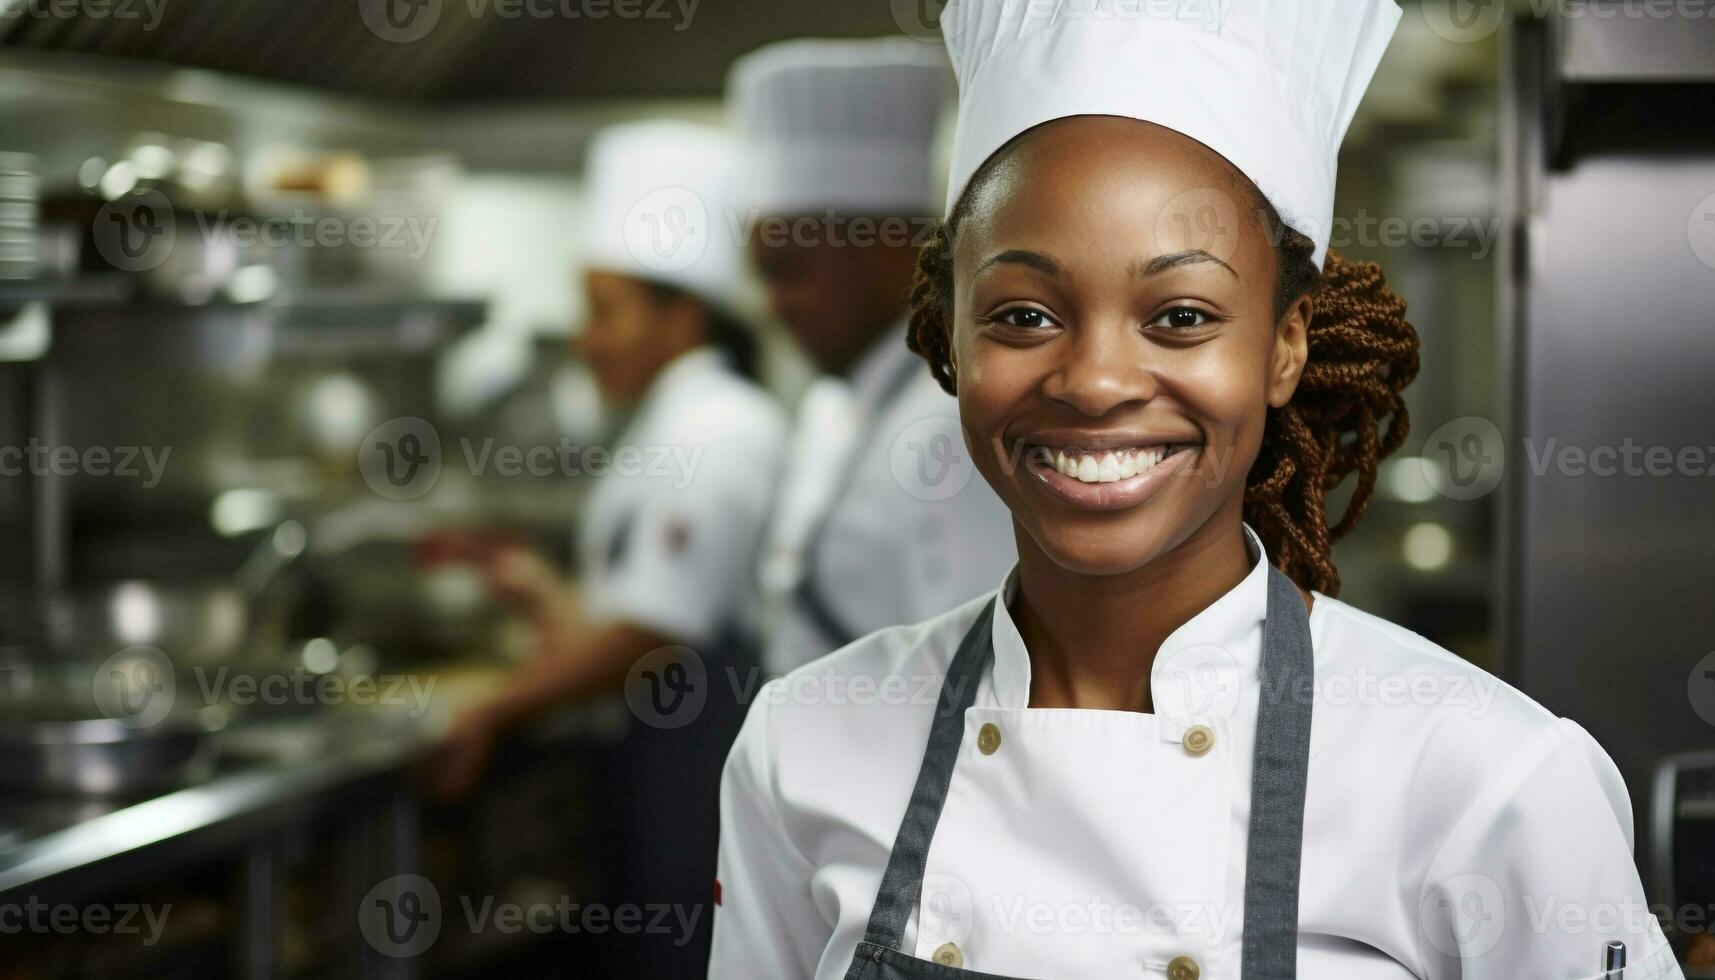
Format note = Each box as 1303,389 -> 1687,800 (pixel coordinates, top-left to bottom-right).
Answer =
1173,357 -> 1266,489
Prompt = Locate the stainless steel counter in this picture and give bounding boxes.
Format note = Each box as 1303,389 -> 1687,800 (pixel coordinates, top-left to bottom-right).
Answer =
0,711 -> 433,899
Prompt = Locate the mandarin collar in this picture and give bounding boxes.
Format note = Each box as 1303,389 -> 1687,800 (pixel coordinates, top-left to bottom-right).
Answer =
647,344 -> 727,397
988,522 -> 1273,727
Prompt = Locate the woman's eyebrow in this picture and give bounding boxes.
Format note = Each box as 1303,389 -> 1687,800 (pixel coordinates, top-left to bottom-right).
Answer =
975,249 -> 1063,279
1130,249 -> 1238,279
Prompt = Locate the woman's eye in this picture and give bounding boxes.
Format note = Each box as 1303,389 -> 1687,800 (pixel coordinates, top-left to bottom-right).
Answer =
1152,306 -> 1214,330
990,307 -> 1054,330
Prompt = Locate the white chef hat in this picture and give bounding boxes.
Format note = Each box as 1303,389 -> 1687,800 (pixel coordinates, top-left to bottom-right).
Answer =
582,119 -> 743,308
728,37 -> 949,216
941,0 -> 1402,267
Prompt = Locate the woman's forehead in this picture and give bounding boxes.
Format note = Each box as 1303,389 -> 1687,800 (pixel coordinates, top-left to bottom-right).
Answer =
957,117 -> 1268,274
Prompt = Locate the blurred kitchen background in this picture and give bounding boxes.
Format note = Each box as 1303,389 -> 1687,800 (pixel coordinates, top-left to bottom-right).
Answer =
0,0 -> 1711,977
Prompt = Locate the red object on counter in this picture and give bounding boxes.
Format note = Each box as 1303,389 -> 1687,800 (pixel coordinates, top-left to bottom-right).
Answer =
413,528 -> 529,568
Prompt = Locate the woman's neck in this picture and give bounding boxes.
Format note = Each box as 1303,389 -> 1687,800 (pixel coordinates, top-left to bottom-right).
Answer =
1013,514 -> 1253,713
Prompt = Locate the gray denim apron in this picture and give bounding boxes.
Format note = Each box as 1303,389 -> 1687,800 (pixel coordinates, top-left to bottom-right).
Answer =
843,562 -> 1315,980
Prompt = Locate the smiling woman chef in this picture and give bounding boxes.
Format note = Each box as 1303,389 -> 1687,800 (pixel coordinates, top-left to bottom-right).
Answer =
706,1 -> 1682,979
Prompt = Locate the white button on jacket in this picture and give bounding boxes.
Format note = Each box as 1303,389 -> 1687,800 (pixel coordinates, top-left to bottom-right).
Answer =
759,322 -> 1017,675
711,524 -> 1682,979
578,346 -> 787,648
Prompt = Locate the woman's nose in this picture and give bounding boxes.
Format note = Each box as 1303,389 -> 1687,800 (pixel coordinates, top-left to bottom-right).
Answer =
1040,322 -> 1158,418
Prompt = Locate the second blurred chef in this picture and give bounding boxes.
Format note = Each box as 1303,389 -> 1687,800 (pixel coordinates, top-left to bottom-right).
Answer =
731,38 -> 1017,675
435,120 -> 786,977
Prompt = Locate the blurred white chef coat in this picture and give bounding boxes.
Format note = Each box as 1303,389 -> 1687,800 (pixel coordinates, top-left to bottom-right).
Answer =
713,523 -> 1682,980
758,322 -> 1016,674
578,345 -> 787,648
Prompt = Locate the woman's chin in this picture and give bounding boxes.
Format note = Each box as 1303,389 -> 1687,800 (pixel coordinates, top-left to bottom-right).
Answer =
1024,523 -> 1180,578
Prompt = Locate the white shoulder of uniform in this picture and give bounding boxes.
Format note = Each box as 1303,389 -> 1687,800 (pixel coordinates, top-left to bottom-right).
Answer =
1305,593 -> 1677,980
1308,592 -> 1565,796
724,588 -> 994,813
663,368 -> 788,444
761,588 -> 994,728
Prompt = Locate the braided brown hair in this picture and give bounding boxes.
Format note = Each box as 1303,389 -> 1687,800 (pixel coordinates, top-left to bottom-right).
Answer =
906,158 -> 1420,597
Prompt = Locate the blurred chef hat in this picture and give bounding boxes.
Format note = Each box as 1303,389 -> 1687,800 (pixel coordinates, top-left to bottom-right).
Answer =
728,37 -> 949,216
582,119 -> 742,308
941,0 -> 1402,267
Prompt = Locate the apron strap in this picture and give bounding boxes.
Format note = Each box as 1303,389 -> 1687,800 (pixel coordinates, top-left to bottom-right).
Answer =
857,597 -> 997,950
1240,564 -> 1316,980
791,351 -> 925,651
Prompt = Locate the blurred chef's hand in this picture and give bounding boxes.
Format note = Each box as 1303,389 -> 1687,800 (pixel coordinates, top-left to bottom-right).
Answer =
432,702 -> 505,801
485,546 -> 569,616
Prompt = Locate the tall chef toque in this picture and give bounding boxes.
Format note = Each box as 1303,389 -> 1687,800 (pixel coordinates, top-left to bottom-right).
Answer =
940,0 -> 1403,268
728,37 -> 950,216
583,119 -> 743,308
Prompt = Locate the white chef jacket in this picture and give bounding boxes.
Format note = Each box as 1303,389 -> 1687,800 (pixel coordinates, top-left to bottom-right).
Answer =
759,322 -> 1016,675
577,346 -> 787,648
712,523 -> 1681,979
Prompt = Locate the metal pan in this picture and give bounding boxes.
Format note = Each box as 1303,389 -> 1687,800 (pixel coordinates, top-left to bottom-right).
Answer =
0,712 -> 219,797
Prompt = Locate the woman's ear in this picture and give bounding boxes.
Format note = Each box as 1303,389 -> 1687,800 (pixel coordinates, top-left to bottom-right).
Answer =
1267,292 -> 1312,409
941,311 -> 960,388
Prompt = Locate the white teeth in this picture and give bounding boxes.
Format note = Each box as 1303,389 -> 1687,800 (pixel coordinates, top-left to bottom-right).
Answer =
1041,446 -> 1180,485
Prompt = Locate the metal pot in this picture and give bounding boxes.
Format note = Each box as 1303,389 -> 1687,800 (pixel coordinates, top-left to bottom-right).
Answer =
0,703 -> 219,796
44,520 -> 307,669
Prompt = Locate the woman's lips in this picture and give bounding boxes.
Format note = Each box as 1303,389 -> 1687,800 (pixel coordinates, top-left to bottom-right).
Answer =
1023,444 -> 1197,511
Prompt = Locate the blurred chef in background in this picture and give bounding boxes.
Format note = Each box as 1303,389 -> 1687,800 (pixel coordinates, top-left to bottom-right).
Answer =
730,39 -> 1016,674
434,120 -> 786,977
